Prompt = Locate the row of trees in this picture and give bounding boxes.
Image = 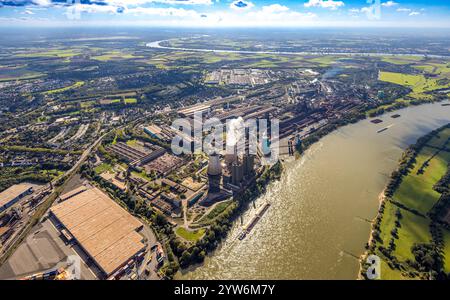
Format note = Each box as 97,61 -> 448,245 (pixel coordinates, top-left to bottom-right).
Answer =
434,164 -> 450,194
430,161 -> 450,227
409,243 -> 446,279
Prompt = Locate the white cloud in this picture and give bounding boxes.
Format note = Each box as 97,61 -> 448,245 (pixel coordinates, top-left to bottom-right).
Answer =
355,5 -> 382,21
260,4 -> 289,14
168,4 -> 318,27
126,7 -> 199,17
395,7 -> 420,16
360,7 -> 371,14
64,4 -> 118,18
244,4 -> 316,25
105,0 -> 213,6
85,4 -> 121,14
58,0 -> 213,18
359,6 -> 375,19
381,1 -> 397,7
4,0 -> 441,27
31,0 -> 52,6
68,4 -> 200,17
304,0 -> 344,10
22,9 -> 35,15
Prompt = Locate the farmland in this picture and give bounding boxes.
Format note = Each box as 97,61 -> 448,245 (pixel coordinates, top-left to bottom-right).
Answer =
365,125 -> 450,280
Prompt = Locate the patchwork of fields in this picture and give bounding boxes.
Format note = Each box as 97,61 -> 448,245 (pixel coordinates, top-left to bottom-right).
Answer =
378,60 -> 450,102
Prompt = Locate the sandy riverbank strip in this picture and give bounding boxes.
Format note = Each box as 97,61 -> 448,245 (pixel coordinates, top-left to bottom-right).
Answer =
358,188 -> 387,279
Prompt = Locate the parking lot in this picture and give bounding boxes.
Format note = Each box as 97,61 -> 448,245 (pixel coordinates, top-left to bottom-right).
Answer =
0,218 -> 97,280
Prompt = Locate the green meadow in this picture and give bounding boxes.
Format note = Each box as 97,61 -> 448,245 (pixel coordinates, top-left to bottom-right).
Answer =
175,227 -> 205,242
392,146 -> 450,214
374,127 -> 450,279
379,68 -> 450,101
43,81 -> 84,95
124,98 -> 138,104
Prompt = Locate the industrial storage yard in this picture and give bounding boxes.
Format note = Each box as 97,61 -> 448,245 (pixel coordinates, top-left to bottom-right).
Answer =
0,184 -> 159,280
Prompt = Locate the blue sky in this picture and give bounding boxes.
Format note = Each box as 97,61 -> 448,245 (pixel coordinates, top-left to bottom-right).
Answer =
0,0 -> 449,27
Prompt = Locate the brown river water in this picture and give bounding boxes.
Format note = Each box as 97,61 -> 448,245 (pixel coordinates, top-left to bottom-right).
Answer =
178,101 -> 450,279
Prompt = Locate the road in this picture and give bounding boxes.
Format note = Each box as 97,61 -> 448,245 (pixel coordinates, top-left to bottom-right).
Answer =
136,223 -> 160,280
0,115 -> 149,265
0,132 -> 105,263
0,109 -> 159,268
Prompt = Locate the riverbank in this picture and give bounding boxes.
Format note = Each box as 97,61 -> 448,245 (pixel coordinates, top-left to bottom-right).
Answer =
175,98 -> 441,278
179,101 -> 450,280
360,123 -> 450,280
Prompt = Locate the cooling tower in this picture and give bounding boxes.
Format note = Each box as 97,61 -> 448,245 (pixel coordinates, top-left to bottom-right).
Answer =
207,152 -> 222,176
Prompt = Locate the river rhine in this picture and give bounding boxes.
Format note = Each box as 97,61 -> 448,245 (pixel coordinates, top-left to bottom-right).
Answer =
178,101 -> 450,279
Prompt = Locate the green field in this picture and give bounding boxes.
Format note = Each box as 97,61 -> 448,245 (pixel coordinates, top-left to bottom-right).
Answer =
392,146 -> 450,214
94,163 -> 113,174
378,71 -> 447,101
367,61 -> 450,116
100,99 -> 121,105
0,72 -> 45,82
427,128 -> 450,147
379,71 -> 424,87
131,170 -> 152,182
414,63 -> 450,76
380,260 -> 406,280
80,101 -> 95,108
309,56 -> 341,66
43,81 -> 84,95
392,209 -> 431,262
175,227 -> 205,242
124,98 -> 137,104
381,56 -> 424,65
196,200 -> 232,225
378,201 -> 397,248
378,60 -> 450,103
14,49 -> 82,58
245,59 -> 278,68
144,51 -> 316,70
372,127 -> 450,279
126,139 -> 138,147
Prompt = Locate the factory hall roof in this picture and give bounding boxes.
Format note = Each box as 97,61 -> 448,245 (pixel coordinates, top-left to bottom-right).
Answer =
0,183 -> 33,208
50,187 -> 144,276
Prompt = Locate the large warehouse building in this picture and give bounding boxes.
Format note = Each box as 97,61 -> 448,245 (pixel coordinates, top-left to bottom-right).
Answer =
50,186 -> 145,277
0,183 -> 33,213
